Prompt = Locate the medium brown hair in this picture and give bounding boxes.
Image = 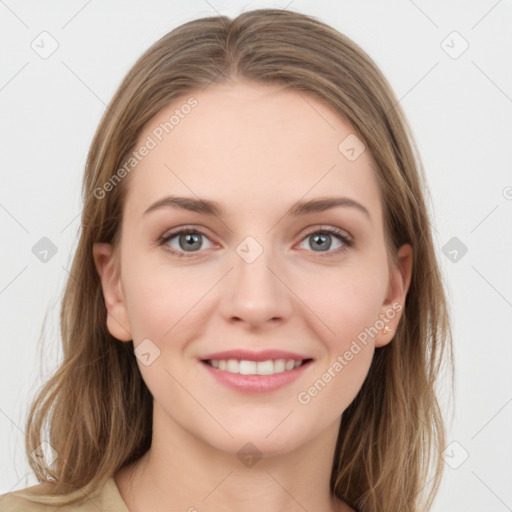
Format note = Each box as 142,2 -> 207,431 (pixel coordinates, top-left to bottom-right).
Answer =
16,8 -> 453,511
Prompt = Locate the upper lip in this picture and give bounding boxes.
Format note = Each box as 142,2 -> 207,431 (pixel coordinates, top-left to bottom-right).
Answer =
200,349 -> 312,362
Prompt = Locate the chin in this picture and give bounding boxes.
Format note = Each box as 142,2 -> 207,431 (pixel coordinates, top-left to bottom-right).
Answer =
198,418 -> 311,459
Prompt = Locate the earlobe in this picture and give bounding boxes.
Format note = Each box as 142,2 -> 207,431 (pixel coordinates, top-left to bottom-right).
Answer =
375,243 -> 413,348
92,242 -> 132,342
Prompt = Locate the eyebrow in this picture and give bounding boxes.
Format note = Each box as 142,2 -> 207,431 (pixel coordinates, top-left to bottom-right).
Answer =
143,195 -> 371,220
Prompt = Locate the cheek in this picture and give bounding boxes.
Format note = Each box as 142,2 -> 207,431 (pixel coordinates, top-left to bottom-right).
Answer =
295,267 -> 383,414
298,344 -> 374,421
121,250 -> 208,342
123,275 -> 171,341
295,259 -> 388,345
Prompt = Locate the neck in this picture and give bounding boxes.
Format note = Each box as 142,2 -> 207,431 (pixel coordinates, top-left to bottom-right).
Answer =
114,406 -> 351,512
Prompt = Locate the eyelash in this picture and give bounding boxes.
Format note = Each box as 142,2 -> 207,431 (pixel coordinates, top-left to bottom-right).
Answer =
157,226 -> 353,259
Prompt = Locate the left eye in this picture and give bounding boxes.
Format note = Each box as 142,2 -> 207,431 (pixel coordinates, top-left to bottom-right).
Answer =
297,228 -> 351,254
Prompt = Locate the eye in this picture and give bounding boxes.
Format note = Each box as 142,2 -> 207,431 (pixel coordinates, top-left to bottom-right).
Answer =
158,225 -> 353,258
158,228 -> 214,258
297,226 -> 353,256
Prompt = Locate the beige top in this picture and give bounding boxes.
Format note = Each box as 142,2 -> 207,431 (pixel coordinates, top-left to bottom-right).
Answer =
0,477 -> 129,512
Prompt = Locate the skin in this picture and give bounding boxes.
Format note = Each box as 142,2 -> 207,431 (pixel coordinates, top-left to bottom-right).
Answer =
93,80 -> 412,512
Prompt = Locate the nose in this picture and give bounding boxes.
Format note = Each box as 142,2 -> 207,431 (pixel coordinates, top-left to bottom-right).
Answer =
218,236 -> 293,329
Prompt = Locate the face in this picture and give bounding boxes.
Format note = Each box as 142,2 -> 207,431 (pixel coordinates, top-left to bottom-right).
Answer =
94,80 -> 412,457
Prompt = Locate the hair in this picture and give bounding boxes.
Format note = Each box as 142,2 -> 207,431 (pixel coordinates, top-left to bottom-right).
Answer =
16,8 -> 453,512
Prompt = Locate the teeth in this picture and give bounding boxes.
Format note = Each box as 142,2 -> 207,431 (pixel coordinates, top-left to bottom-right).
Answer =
207,358 -> 304,375
274,359 -> 286,373
227,359 -> 238,373
239,360 -> 258,375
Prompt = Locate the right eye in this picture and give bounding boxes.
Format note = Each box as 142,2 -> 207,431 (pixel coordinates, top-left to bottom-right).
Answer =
158,228 -> 215,258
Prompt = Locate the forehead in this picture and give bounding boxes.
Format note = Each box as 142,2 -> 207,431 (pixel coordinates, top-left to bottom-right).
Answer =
124,80 -> 382,223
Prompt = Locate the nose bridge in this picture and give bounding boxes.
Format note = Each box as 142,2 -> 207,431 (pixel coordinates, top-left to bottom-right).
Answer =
221,233 -> 291,324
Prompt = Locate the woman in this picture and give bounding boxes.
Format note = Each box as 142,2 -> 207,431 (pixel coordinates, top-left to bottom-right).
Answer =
0,8 -> 453,512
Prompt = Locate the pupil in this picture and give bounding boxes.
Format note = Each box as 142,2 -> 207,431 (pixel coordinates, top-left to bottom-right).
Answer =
312,233 -> 331,251
181,233 -> 201,251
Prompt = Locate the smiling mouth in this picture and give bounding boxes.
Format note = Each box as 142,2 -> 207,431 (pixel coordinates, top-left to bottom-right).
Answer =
201,358 -> 313,376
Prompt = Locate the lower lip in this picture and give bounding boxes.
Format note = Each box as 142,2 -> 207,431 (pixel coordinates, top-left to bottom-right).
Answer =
200,360 -> 312,393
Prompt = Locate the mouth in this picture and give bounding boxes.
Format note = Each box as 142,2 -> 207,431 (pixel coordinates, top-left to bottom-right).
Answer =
198,349 -> 314,392
201,358 -> 313,376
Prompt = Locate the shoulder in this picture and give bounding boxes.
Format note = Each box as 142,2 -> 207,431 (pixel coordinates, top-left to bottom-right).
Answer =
0,481 -> 57,511
0,477 -> 127,512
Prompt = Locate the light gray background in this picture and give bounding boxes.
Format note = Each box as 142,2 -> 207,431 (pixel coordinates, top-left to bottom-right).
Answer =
1,1 -> 511,510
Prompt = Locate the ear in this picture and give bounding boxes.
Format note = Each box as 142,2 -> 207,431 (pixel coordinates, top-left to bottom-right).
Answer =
375,243 -> 413,348
92,243 -> 132,342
